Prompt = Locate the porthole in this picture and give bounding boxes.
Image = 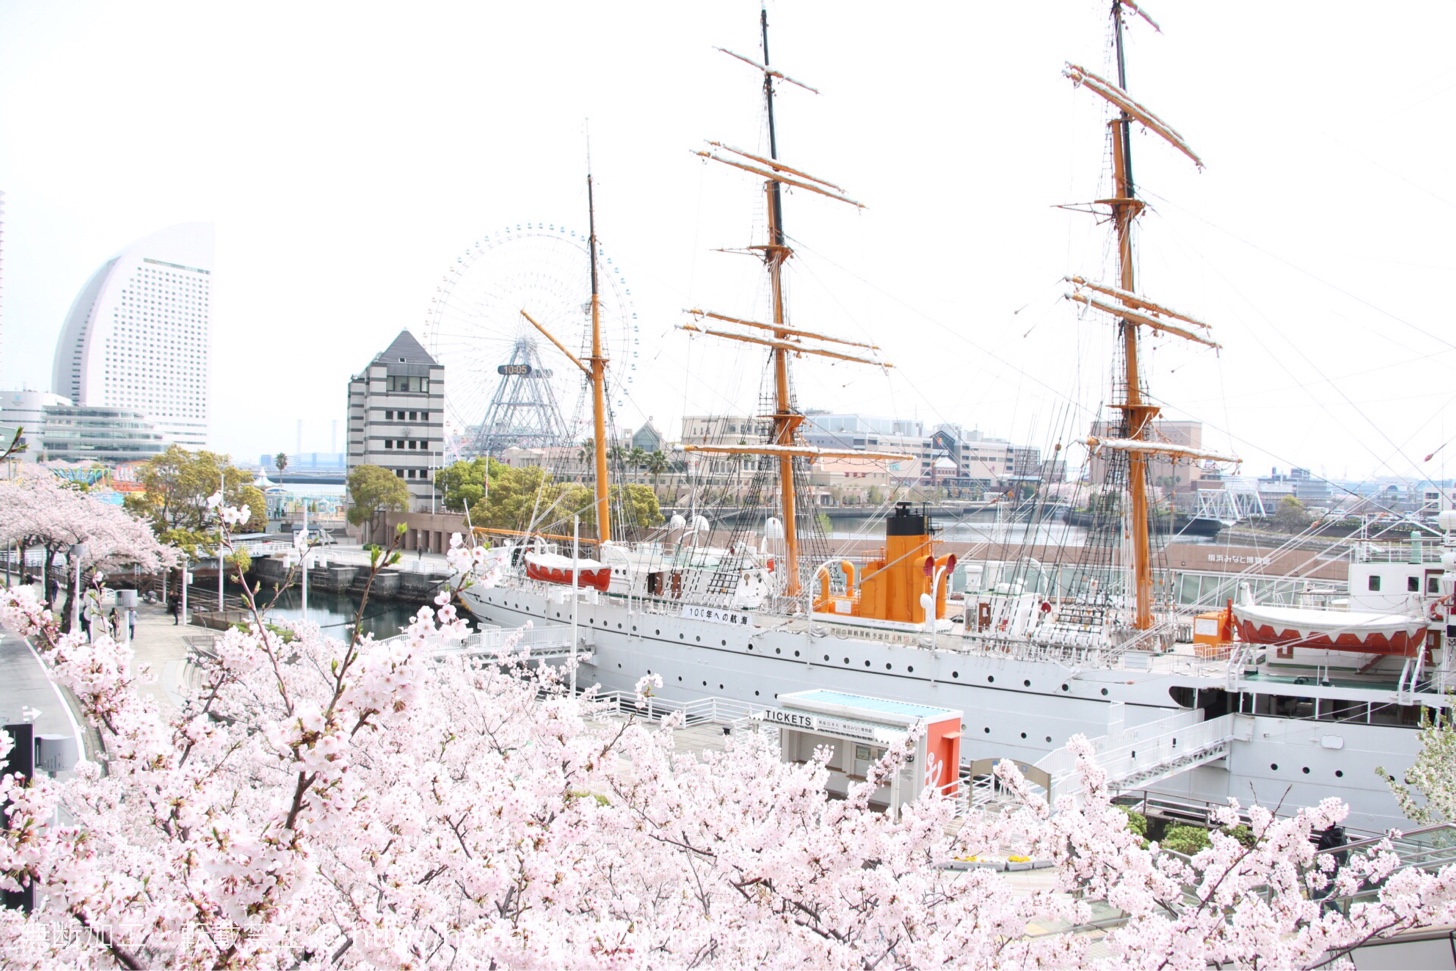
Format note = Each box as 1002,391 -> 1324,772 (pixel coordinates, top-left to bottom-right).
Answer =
885,663 -> 892,670
907,665 -> 914,673
775,648 -> 781,655
1020,732 -> 1027,739
794,650 -> 800,657
824,655 -> 831,662
1302,767 -> 1310,775
1045,736 -> 1052,743
679,634 -> 684,640
677,676 -> 682,681
555,612 -> 561,618
1100,688 -> 1109,697
843,657 -> 850,665
1335,770 -> 1344,778
952,671 -> 959,679
655,629 -> 660,636
695,636 -> 701,642
1061,684 -> 1070,692
987,676 -> 995,684
864,660 -> 871,668
616,663 -> 621,668
1270,763 -> 1279,771
718,684 -> 723,690
702,681 -> 707,687
632,626 -> 638,632
618,623 -> 623,629
984,727 -> 990,734
1023,679 -> 1031,687
754,691 -> 760,697
722,639 -> 727,646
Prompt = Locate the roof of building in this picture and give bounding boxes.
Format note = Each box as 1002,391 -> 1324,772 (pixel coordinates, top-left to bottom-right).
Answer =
375,330 -> 438,368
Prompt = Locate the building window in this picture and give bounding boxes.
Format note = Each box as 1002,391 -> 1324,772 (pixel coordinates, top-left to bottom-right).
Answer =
396,440 -> 404,449
408,469 -> 416,479
395,469 -> 403,477
408,440 -> 417,449
384,440 -> 393,449
421,411 -> 429,421
1409,576 -> 1420,592
1369,576 -> 1381,592
409,411 -> 417,421
385,410 -> 393,420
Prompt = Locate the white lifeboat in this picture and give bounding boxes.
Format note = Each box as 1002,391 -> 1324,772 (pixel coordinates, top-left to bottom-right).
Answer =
1230,601 -> 1426,657
523,551 -> 611,592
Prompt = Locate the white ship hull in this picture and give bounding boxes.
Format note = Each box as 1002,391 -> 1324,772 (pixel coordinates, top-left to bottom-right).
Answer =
460,577 -> 1430,833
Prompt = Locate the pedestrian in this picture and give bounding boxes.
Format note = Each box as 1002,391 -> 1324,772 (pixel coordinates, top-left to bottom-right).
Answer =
109,607 -> 120,635
127,606 -> 137,640
168,597 -> 180,625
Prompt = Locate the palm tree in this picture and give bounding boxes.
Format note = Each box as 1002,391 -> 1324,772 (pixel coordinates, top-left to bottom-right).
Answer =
645,450 -> 669,485
629,446 -> 647,470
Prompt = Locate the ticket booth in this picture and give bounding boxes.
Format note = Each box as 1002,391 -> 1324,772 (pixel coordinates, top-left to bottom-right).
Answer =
756,689 -> 962,815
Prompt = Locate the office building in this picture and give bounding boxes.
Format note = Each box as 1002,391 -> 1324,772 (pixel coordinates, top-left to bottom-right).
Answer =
347,330 -> 445,511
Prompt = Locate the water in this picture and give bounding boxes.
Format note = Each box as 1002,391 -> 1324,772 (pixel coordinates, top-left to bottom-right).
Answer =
262,588 -> 469,641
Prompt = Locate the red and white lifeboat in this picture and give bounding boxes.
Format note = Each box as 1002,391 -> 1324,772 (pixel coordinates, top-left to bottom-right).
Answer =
1230,601 -> 1426,657
524,551 -> 611,592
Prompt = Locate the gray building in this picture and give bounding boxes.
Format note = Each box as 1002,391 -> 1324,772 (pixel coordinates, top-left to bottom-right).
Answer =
347,331 -> 445,511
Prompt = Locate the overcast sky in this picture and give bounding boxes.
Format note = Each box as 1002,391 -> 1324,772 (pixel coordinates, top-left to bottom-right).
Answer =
1,1 -> 1452,484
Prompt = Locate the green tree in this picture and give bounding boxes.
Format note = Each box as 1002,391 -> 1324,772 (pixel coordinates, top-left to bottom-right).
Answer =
123,445 -> 255,552
1272,495 -> 1313,532
645,450 -> 669,485
347,465 -> 412,542
274,452 -> 289,475
1379,705 -> 1456,824
436,457 -> 495,513
467,465 -> 555,532
1159,824 -> 1212,856
238,485 -> 269,533
628,446 -> 647,470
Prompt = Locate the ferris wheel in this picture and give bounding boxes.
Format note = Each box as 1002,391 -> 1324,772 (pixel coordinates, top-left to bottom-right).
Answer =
422,223 -> 641,459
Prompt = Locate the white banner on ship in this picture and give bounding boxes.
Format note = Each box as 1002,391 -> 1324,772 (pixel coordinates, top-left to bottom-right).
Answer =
680,605 -> 753,627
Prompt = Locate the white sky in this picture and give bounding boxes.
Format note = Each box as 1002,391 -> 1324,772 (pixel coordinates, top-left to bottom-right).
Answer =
0,2 -> 1452,483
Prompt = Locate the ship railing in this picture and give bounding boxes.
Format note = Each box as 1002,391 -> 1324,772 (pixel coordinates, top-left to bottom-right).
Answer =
583,690 -> 764,730
423,623 -> 593,659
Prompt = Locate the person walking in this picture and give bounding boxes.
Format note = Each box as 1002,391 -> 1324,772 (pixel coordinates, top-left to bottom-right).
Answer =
168,597 -> 180,625
127,606 -> 137,640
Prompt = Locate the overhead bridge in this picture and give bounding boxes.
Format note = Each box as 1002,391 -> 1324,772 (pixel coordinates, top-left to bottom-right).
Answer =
1033,707 -> 1250,806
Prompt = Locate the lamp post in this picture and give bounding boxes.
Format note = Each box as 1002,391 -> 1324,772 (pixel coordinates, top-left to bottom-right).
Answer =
68,543 -> 87,633
570,514 -> 580,696
180,553 -> 189,624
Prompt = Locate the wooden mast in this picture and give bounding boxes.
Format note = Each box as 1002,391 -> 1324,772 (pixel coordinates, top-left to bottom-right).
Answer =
684,14 -> 900,601
587,174 -> 611,544
1061,2 -> 1237,631
518,170 -> 612,545
759,6 -> 804,596
1107,0 -> 1158,629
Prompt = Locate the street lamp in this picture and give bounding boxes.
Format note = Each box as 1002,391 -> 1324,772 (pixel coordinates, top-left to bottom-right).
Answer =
68,543 -> 87,633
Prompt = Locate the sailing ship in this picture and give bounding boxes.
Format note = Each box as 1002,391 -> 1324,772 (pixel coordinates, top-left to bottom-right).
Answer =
458,4 -> 1453,833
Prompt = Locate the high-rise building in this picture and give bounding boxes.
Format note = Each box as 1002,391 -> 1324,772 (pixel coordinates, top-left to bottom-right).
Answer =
51,223 -> 213,448
347,330 -> 445,511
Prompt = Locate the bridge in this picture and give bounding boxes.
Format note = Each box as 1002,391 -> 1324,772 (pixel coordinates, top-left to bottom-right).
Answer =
1033,706 -> 1250,807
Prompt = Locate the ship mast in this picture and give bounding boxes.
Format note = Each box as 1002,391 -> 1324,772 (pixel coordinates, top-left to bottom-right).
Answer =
681,13 -> 902,601
1063,1 -> 1236,630
520,170 -> 612,544
1108,0 -> 1158,630
760,7 -> 803,596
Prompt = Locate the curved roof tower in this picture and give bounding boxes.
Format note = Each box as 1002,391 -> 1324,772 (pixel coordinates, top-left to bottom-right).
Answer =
51,223 -> 213,448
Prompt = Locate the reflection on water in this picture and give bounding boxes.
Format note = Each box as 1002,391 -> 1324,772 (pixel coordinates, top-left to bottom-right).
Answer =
264,588 -> 473,642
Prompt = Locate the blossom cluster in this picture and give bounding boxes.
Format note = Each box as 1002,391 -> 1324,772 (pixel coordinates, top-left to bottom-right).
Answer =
1,523 -> 1455,968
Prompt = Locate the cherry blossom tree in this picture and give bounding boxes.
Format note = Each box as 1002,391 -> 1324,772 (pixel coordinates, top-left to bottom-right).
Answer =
1,503 -> 1455,968
0,468 -> 173,618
